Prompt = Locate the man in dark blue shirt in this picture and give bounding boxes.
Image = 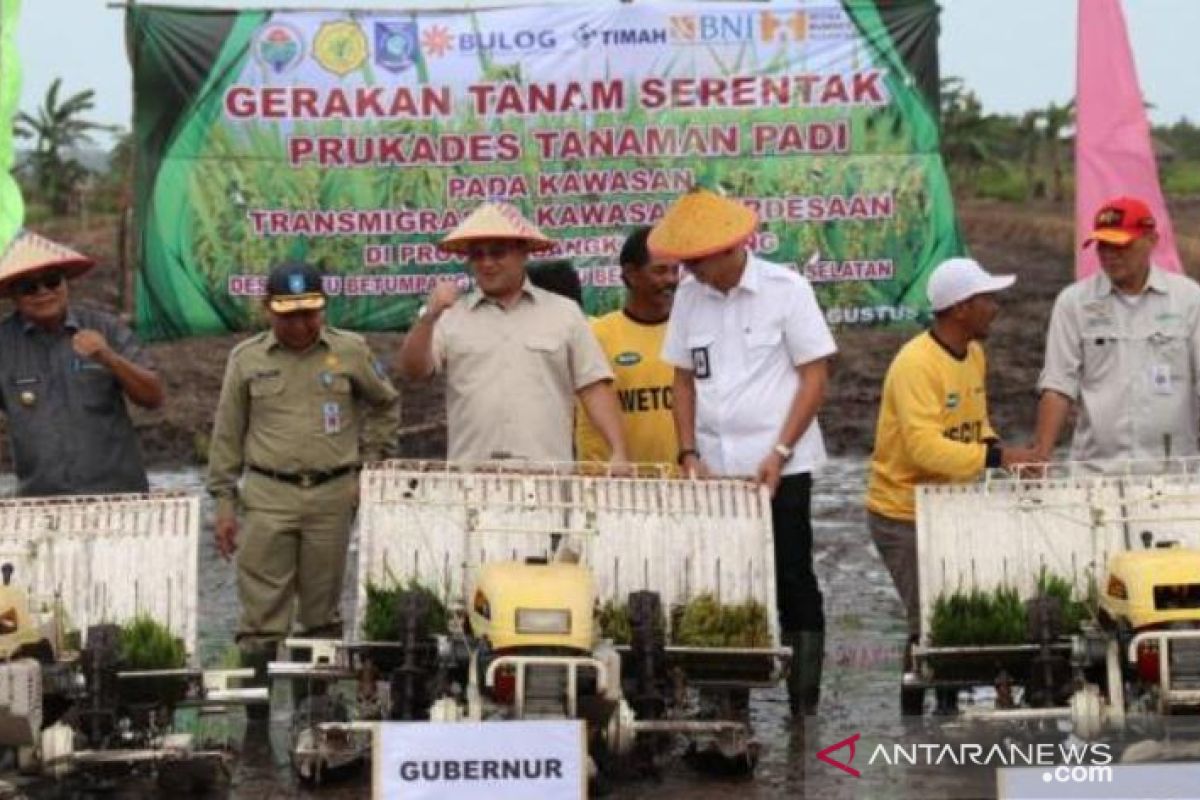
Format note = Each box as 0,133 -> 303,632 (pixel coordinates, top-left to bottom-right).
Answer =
0,231 -> 164,496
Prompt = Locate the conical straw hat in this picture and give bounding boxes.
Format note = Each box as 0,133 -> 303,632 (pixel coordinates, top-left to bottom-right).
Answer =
440,202 -> 554,254
0,230 -> 95,295
648,189 -> 757,261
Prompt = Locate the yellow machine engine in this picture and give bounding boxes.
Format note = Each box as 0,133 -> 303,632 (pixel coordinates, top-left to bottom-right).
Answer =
1099,546 -> 1200,630
467,561 -> 595,652
0,580 -> 43,661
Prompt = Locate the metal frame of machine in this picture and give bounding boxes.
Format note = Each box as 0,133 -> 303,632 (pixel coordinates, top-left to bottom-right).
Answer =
908,457 -> 1200,736
269,460 -> 792,785
0,491 -> 261,791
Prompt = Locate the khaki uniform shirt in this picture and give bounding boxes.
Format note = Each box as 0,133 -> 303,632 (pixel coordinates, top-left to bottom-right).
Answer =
207,327 -> 399,515
1038,267 -> 1200,461
431,282 -> 612,462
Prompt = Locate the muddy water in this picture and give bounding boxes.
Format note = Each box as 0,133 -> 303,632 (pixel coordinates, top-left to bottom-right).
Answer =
151,461 -> 994,799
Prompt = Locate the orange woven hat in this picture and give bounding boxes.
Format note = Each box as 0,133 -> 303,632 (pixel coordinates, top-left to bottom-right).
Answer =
648,189 -> 757,261
0,230 -> 95,296
440,202 -> 554,254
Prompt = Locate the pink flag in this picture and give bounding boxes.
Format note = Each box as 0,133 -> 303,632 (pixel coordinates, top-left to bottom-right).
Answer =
1076,0 -> 1181,277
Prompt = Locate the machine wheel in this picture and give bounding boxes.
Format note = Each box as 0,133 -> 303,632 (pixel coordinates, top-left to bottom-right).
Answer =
389,590 -> 435,720
1104,639 -> 1126,730
1070,687 -> 1104,740
627,591 -> 666,721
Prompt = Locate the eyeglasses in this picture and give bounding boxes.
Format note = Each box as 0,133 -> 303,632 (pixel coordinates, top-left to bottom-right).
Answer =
465,244 -> 517,261
14,272 -> 65,296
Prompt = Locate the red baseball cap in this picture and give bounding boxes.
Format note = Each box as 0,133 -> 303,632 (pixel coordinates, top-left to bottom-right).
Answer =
1084,196 -> 1156,248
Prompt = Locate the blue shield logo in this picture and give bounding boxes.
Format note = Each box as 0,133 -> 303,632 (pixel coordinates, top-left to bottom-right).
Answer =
375,21 -> 418,73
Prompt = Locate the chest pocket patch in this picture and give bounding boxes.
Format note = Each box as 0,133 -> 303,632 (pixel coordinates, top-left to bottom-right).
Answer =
74,369 -> 116,413
249,374 -> 285,398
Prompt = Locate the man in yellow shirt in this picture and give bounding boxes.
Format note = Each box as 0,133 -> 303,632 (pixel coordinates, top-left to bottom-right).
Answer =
575,227 -> 680,468
866,257 -> 1036,714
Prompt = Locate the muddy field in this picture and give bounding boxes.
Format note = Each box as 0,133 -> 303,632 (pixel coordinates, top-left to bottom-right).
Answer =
9,198 -> 1200,471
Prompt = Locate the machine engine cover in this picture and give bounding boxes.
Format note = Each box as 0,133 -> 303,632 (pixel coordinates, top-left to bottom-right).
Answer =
1100,549 -> 1200,630
468,562 -> 595,651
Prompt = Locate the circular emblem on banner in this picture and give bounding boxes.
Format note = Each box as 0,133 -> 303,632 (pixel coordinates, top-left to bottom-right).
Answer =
313,20 -> 368,76
254,21 -> 304,74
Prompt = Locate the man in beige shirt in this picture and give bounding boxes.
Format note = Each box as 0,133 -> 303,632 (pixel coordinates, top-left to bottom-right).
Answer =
208,262 -> 399,675
1035,196 -> 1200,462
397,202 -> 628,464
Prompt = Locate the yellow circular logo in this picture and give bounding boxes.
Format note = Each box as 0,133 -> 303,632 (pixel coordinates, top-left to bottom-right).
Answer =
313,20 -> 368,76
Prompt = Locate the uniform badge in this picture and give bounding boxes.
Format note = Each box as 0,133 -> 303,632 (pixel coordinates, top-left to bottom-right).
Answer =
690,346 -> 711,379
320,371 -> 334,388
323,401 -> 342,434
19,391 -> 35,407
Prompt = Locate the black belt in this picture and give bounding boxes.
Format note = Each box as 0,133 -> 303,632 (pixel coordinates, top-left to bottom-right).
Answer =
248,464 -> 359,488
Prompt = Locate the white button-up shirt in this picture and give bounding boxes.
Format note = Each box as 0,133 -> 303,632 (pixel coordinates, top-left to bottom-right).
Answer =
662,253 -> 837,476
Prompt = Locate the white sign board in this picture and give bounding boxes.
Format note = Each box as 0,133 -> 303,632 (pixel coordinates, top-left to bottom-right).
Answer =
373,720 -> 586,799
998,763 -> 1200,799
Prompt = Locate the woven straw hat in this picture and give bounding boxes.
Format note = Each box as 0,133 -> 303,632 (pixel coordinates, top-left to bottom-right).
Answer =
0,230 -> 95,296
648,189 -> 757,261
440,202 -> 554,254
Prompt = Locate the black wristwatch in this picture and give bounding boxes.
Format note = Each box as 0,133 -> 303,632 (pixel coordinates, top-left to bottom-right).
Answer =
676,448 -> 700,465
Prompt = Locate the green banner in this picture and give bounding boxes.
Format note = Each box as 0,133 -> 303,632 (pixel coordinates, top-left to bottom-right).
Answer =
130,1 -> 962,341
0,0 -> 22,247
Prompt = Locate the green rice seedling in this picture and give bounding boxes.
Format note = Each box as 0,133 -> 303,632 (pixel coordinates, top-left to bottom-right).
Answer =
596,599 -> 632,645
119,614 -> 187,670
672,593 -> 771,647
361,579 -> 449,642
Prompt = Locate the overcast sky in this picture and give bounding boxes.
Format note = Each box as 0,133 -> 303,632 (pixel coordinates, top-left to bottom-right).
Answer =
14,0 -> 1200,144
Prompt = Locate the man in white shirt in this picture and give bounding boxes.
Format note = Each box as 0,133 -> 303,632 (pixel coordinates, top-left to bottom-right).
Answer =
651,188 -> 837,716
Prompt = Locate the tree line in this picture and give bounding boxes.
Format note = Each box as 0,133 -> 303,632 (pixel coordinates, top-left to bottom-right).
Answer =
940,77 -> 1200,202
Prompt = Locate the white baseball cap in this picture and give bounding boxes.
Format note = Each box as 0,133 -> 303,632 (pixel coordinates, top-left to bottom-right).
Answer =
926,257 -> 1016,311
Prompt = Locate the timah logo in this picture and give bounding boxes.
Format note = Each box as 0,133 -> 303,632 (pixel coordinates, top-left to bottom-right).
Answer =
817,732 -> 861,778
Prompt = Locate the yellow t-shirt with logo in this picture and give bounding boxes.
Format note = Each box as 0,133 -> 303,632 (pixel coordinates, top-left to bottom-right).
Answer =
866,332 -> 996,522
575,310 -> 678,470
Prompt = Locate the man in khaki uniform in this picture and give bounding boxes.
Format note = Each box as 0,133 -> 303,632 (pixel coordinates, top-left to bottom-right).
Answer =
397,202 -> 629,464
208,262 -> 399,669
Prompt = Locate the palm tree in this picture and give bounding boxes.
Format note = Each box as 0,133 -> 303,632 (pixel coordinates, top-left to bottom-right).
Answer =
1017,110 -> 1045,199
1040,100 -> 1076,203
15,78 -> 115,215
939,77 -> 999,185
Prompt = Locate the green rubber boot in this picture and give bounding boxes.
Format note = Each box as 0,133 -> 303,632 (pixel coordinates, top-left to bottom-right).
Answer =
784,630 -> 824,717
